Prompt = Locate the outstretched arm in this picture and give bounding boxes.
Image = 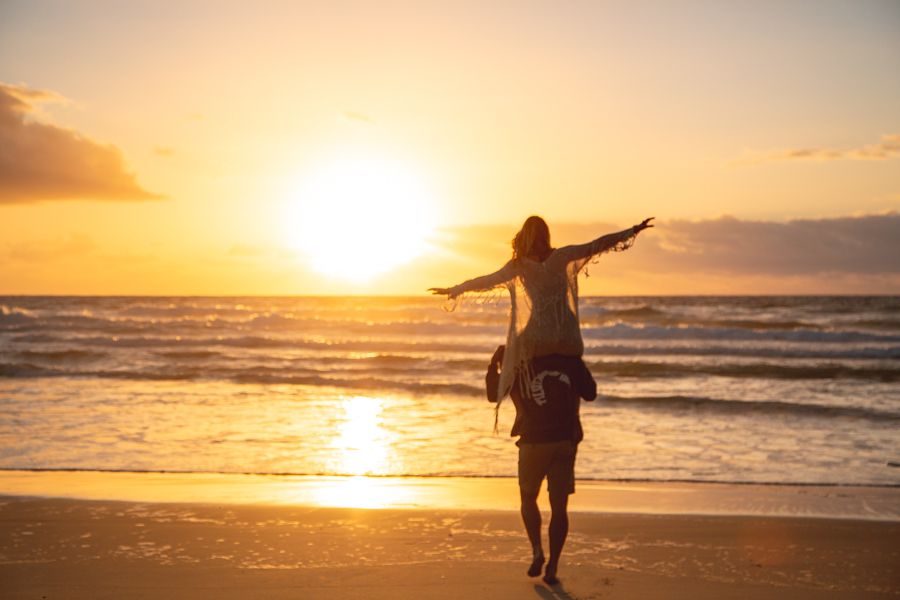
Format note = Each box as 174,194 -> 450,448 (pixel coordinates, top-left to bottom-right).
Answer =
429,260 -> 516,299
558,217 -> 654,263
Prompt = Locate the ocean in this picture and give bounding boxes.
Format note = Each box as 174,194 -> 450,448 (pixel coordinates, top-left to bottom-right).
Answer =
1,295 -> 898,486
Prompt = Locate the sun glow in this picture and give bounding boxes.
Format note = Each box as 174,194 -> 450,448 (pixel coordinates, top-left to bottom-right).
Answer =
285,155 -> 437,282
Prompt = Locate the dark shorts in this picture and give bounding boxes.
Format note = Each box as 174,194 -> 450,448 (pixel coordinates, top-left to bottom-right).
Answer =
517,440 -> 577,498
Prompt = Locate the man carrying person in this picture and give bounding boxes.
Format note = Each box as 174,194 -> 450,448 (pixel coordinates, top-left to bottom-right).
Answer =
486,345 -> 597,586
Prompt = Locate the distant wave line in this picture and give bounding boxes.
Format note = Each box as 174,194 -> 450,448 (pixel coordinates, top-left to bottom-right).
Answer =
1,467 -> 897,488
1,363 -> 897,421
587,361 -> 900,382
6,300 -> 900,333
5,336 -> 899,362
0,363 -> 486,397
4,316 -> 900,338
7,327 -> 900,356
2,354 -> 898,382
598,394 -> 900,421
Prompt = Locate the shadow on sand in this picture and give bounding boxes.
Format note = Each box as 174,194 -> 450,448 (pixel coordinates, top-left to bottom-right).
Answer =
533,581 -> 578,600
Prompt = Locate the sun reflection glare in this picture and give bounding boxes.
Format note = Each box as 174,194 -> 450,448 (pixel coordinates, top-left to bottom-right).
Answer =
309,475 -> 415,509
331,396 -> 389,475
298,395 -> 410,508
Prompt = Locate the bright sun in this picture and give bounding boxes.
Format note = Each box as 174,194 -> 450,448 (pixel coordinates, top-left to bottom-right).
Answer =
285,155 -> 437,282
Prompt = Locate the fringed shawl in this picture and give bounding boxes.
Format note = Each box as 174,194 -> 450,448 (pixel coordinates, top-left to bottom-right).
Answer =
446,226 -> 639,429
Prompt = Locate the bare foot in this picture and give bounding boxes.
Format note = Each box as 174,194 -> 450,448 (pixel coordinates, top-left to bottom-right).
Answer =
543,562 -> 559,586
527,552 -> 545,577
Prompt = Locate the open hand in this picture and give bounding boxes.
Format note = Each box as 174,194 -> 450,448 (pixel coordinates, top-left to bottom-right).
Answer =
634,217 -> 655,233
428,287 -> 455,298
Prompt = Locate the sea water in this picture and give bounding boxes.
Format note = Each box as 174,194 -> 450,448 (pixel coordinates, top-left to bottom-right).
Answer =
1,296 -> 897,485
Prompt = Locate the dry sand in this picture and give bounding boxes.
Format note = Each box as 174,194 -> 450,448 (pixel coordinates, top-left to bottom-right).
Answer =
2,495 -> 898,599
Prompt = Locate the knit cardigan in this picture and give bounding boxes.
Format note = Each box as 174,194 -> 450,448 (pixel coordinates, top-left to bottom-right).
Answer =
448,226 -> 640,409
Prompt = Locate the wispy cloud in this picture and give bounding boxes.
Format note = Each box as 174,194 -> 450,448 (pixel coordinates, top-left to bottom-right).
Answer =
7,233 -> 97,262
0,82 -> 162,204
340,110 -> 374,124
736,133 -> 900,166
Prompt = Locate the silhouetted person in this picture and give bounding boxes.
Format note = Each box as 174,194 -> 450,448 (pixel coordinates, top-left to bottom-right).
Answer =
432,215 -> 653,583
487,345 -> 596,585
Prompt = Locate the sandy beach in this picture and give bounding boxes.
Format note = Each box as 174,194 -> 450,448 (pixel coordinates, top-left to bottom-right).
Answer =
2,473 -> 899,599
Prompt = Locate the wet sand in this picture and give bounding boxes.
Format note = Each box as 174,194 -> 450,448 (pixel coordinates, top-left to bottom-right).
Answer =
2,492 -> 899,599
2,469 -> 899,519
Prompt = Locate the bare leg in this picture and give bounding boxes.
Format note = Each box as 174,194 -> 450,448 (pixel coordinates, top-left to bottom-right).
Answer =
520,488 -> 544,576
543,490 -> 569,585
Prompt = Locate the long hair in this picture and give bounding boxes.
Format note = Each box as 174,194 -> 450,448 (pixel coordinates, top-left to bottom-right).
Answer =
512,216 -> 552,261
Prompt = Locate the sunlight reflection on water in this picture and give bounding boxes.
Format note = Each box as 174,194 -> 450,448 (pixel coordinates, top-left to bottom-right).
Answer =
329,396 -> 390,476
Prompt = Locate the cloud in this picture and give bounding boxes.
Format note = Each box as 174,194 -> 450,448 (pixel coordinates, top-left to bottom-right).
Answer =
548,213 -> 900,283
6,233 -> 97,262
340,110 -> 374,124
737,133 -> 900,165
153,146 -> 174,157
0,82 -> 161,204
438,212 -> 900,284
651,213 -> 900,276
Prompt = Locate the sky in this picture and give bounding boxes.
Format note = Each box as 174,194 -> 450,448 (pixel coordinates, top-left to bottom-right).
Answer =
1,0 -> 898,295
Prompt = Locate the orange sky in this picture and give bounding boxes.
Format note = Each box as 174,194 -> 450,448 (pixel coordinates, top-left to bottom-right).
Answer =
1,1 -> 898,295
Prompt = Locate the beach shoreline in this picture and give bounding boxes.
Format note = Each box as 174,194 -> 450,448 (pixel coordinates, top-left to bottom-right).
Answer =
2,469 -> 899,521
